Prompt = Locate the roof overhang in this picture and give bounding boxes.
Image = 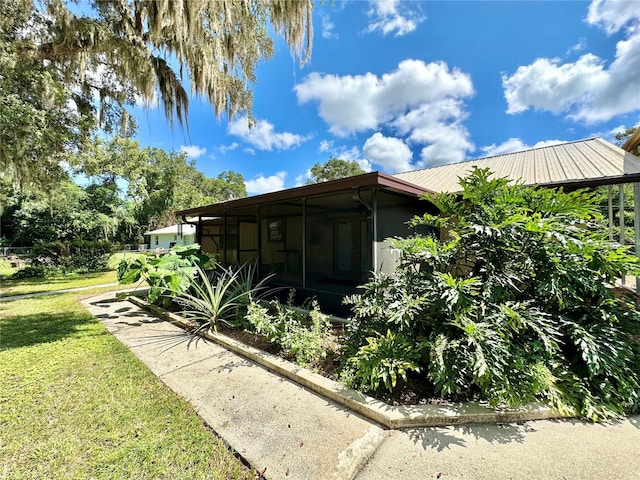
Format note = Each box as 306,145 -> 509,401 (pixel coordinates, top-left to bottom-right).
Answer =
177,171 -> 432,218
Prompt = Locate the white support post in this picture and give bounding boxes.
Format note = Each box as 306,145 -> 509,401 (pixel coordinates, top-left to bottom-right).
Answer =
608,185 -> 614,242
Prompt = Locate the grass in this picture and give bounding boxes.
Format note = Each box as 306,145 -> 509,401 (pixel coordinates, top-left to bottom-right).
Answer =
0,284 -> 251,479
0,259 -> 17,279
0,252 -> 147,297
107,251 -> 146,270
0,270 -> 118,297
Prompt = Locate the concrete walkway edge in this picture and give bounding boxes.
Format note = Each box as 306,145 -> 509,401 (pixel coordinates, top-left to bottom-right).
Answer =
127,295 -> 568,429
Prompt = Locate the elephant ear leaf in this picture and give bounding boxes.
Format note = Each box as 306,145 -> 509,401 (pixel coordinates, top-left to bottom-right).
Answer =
120,270 -> 140,285
117,259 -> 143,284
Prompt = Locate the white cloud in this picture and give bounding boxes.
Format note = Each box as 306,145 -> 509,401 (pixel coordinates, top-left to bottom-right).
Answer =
502,0 -> 640,124
296,60 -> 475,169
297,60 -> 473,137
363,133 -> 413,173
586,0 -> 640,34
480,138 -> 566,157
319,140 -> 333,152
366,0 -> 425,37
503,55 -> 608,115
219,142 -> 239,154
245,171 -> 287,195
180,145 -> 207,159
391,99 -> 474,165
228,117 -> 309,151
320,13 -> 338,40
294,173 -> 307,186
567,37 -> 587,55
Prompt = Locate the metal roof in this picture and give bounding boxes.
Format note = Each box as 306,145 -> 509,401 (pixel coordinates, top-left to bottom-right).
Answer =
144,224 -> 196,236
394,137 -> 640,193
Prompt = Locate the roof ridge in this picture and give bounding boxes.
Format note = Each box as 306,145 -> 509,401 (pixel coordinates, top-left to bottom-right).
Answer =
394,137 -> 601,176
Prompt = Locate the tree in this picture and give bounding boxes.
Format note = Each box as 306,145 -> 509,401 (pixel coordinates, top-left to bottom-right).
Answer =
79,137 -> 247,238
614,126 -> 639,146
9,179 -> 116,244
2,0 -> 313,188
0,0 -> 92,189
306,157 -> 366,184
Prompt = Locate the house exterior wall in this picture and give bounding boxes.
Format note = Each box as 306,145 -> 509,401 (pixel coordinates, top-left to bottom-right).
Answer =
374,191 -> 435,275
152,233 -> 196,250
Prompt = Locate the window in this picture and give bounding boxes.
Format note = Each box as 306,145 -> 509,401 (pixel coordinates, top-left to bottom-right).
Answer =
155,236 -> 159,246
268,218 -> 284,242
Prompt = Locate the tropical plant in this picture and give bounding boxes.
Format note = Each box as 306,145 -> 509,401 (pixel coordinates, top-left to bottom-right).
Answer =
245,292 -> 335,367
342,167 -> 640,420
345,329 -> 422,392
117,244 -> 214,306
176,263 -> 274,333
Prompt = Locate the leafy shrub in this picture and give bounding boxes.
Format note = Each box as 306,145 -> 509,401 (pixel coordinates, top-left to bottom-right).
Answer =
11,264 -> 59,279
29,240 -> 113,273
10,240 -> 112,278
117,243 -> 215,306
245,292 -> 335,367
67,240 -> 113,271
344,329 -> 422,392
342,168 -> 640,420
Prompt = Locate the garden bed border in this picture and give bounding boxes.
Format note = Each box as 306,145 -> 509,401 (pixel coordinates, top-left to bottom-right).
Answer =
124,293 -> 569,429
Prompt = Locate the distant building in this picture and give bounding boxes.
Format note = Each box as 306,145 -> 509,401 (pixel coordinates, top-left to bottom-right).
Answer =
144,224 -> 196,250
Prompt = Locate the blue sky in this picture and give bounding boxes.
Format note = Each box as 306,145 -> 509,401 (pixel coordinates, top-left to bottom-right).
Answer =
130,0 -> 640,195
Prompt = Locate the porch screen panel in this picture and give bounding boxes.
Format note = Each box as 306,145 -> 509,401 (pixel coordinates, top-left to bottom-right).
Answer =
239,221 -> 258,264
336,222 -> 353,272
305,191 -> 371,292
224,219 -> 238,266
259,203 -> 303,286
201,223 -> 222,257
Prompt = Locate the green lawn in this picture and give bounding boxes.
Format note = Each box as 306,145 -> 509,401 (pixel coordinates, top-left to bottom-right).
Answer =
0,270 -> 118,297
0,284 -> 251,479
0,258 -> 17,279
0,252 -> 147,297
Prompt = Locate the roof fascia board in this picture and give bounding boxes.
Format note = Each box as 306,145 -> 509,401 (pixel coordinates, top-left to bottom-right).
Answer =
177,172 -> 431,217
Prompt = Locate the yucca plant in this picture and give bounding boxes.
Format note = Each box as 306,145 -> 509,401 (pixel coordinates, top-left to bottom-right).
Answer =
176,262 -> 274,333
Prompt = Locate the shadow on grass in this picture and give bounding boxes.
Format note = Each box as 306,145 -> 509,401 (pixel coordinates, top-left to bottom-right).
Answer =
0,309 -> 98,351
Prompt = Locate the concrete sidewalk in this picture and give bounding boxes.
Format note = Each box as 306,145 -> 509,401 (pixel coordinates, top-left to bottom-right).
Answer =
81,291 -> 640,480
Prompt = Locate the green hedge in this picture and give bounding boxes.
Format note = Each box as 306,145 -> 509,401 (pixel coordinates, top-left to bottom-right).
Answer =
14,241 -> 114,277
